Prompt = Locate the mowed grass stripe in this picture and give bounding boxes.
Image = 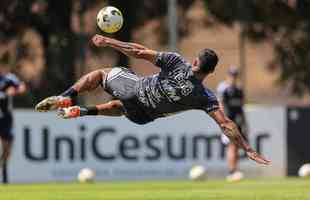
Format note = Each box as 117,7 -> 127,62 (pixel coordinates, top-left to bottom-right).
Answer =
0,178 -> 309,200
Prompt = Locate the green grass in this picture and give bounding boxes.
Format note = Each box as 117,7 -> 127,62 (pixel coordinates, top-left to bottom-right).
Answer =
0,178 -> 309,200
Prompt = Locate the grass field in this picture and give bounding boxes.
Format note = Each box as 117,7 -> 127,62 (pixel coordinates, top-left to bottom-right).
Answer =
0,178 -> 309,200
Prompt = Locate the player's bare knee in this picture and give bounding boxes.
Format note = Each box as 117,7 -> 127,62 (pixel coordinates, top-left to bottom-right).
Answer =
91,70 -> 105,81
84,70 -> 105,90
99,68 -> 112,78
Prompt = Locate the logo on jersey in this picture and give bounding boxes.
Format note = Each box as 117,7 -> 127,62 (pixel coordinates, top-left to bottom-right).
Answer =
162,68 -> 194,101
138,67 -> 194,108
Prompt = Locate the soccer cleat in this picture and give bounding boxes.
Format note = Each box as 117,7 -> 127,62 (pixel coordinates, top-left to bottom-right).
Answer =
35,96 -> 72,112
57,106 -> 81,119
226,171 -> 244,182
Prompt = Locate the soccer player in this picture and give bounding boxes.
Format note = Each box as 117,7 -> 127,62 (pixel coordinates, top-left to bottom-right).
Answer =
217,67 -> 247,182
0,63 -> 26,184
35,34 -> 270,165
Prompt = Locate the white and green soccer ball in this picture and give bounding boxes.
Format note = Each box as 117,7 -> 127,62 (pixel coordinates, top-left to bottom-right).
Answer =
97,6 -> 123,33
298,163 -> 310,178
77,168 -> 96,183
189,165 -> 208,181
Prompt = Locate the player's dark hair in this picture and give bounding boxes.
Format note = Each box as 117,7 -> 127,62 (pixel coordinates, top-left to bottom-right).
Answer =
198,48 -> 218,74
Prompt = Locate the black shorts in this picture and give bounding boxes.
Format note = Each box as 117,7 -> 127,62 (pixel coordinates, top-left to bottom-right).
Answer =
104,67 -> 153,125
232,116 -> 247,142
229,115 -> 246,134
0,115 -> 13,141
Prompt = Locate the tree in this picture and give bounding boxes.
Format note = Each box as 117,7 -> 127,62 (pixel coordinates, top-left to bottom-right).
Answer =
107,0 -> 195,66
205,0 -> 310,95
0,0 -> 76,106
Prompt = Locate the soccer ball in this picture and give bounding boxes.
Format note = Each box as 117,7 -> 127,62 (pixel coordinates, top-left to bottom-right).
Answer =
97,6 -> 123,33
77,168 -> 96,183
298,163 -> 310,177
189,165 -> 208,181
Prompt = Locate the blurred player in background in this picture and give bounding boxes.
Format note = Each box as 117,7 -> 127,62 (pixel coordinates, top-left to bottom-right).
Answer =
0,61 -> 26,184
217,67 -> 247,182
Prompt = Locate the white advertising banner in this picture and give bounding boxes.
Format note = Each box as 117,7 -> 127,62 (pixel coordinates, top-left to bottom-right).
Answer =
8,106 -> 286,183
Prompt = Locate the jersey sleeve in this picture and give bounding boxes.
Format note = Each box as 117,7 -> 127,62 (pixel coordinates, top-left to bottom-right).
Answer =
6,73 -> 21,88
155,52 -> 186,71
202,88 -> 220,113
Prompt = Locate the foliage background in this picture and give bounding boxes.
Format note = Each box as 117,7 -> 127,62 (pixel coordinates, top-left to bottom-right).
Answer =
1,0 -> 310,107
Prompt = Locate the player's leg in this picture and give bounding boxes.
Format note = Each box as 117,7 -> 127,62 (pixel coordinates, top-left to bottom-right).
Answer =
227,143 -> 239,173
35,68 -> 112,112
0,136 -> 12,184
57,100 -> 124,119
221,132 -> 244,182
0,139 -> 12,165
0,137 -> 3,167
0,121 -> 13,166
226,143 -> 244,182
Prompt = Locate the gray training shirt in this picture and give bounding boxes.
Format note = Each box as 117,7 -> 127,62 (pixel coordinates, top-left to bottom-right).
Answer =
134,52 -> 219,121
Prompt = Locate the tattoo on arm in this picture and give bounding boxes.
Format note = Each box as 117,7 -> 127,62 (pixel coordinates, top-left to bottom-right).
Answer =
209,110 -> 252,152
106,39 -> 157,63
220,121 -> 251,151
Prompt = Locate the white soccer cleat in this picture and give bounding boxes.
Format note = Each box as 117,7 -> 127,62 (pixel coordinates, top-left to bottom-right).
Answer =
35,96 -> 72,112
58,106 -> 81,119
226,171 -> 244,182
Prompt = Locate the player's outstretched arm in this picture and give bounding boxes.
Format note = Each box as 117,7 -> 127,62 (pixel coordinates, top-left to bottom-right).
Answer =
92,34 -> 158,64
208,109 -> 271,165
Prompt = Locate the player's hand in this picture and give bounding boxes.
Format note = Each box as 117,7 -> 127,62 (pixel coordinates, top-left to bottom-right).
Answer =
92,34 -> 108,47
246,149 -> 271,165
57,106 -> 81,119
